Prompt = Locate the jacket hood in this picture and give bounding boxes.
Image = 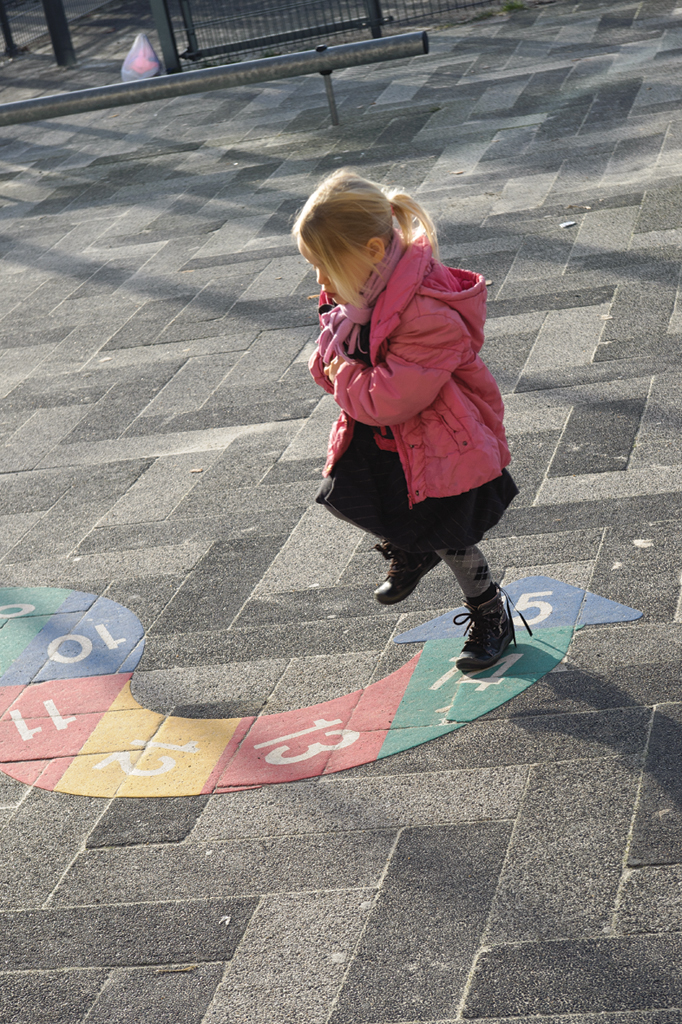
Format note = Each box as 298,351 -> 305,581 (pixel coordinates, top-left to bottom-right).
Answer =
370,236 -> 487,360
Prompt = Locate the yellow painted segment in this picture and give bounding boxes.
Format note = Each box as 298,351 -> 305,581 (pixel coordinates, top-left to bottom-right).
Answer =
54,750 -> 146,797
116,715 -> 242,797
54,682 -> 164,797
106,679 -> 149,712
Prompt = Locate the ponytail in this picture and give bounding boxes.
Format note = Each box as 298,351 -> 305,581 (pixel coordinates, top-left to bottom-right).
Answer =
386,189 -> 439,260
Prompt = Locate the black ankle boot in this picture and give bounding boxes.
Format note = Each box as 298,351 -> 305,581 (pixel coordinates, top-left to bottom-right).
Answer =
454,585 -> 516,672
373,542 -> 441,605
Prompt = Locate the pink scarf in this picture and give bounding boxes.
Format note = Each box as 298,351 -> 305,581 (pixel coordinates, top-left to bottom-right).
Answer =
317,230 -> 404,365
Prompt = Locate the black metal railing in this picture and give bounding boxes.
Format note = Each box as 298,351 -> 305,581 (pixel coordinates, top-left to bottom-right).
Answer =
166,0 -> 494,68
0,0 -> 106,54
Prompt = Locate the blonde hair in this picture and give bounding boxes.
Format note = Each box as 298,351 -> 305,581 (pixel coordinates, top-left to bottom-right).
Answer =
293,169 -> 439,305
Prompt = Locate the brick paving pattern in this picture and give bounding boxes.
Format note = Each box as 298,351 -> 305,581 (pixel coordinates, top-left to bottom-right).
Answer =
1,0 -> 682,1020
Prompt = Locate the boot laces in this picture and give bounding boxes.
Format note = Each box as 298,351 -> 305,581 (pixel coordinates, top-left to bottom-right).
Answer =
374,542 -> 411,579
453,587 -> 533,646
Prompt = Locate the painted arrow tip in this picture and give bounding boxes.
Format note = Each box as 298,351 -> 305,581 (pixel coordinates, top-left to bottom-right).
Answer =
393,575 -> 643,644
578,592 -> 643,626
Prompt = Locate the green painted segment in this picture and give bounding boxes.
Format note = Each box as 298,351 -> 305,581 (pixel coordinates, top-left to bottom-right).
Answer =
0,587 -> 72,617
0,616 -> 55,677
388,638 -> 467,730
378,722 -> 464,759
445,626 -> 574,722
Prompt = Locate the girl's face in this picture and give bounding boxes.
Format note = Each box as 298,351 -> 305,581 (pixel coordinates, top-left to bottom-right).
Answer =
298,237 -> 386,304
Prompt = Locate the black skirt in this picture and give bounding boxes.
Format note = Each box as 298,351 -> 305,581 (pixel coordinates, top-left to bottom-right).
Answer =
316,422 -> 518,554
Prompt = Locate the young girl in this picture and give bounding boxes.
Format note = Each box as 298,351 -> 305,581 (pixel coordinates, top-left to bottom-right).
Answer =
293,170 -> 521,672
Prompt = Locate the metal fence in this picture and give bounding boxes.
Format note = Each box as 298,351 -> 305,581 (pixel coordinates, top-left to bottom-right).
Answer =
1,0 -> 109,52
1,0 -> 495,67
166,0 -> 495,67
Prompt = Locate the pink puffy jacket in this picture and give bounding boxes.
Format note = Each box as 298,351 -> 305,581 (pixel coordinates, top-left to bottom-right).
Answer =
309,236 -> 511,506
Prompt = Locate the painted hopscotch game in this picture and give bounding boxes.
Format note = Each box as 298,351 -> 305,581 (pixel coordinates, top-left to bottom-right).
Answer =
0,579 -> 642,797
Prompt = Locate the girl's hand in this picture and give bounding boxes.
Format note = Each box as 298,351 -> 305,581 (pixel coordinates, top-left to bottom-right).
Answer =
324,355 -> 345,384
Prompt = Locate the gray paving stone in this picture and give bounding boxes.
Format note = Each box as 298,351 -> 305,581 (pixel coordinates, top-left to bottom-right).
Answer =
148,533 -> 290,635
0,898 -> 256,970
484,757 -> 640,943
587,520 -> 682,622
84,962 -> 224,1024
261,651 -> 379,715
628,703 -> 682,866
617,864 -> 682,933
330,823 -> 513,1023
0,969 -> 107,1024
492,490 -> 682,538
0,789 -> 105,910
462,935 -> 682,1017
0,770 -> 28,809
204,892 -> 372,1024
86,796 -> 209,849
131,658 -> 288,717
548,398 -> 646,475
143,613 -> 400,668
194,766 -> 526,841
51,832 -> 397,906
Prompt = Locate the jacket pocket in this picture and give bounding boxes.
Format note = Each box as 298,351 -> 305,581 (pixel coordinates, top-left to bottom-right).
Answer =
421,408 -> 472,458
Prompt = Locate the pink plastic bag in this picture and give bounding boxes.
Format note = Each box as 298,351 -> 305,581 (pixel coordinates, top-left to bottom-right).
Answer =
121,34 -> 162,82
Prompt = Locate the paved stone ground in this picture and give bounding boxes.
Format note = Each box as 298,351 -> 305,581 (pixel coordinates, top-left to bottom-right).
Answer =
2,0 -> 682,1020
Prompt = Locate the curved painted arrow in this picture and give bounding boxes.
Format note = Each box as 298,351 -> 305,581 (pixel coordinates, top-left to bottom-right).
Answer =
0,578 -> 641,797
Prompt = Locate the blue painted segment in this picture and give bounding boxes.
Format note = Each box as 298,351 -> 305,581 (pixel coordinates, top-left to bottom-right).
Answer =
394,576 -> 643,643
503,576 -> 584,629
56,591 -> 98,613
117,638 -> 145,674
393,608 -> 469,644
578,592 -> 643,626
33,597 -> 145,681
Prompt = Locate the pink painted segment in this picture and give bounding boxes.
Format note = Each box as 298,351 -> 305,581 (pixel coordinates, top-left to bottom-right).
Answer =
0,759 -> 51,786
2,673 -> 132,718
0,686 -> 25,717
34,756 -> 74,791
215,688 -> 364,788
324,653 -> 421,776
215,784 -> 263,793
0,674 -> 132,763
201,716 -> 255,795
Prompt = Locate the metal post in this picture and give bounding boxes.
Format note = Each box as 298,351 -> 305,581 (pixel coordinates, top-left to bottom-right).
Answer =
148,0 -> 181,73
320,72 -> 338,125
315,45 -> 339,125
0,0 -> 19,58
365,0 -> 383,39
40,0 -> 76,67
177,0 -> 200,60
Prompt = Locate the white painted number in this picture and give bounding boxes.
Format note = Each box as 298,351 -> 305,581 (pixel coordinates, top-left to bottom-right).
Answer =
254,718 -> 360,765
43,699 -> 76,731
512,590 -> 553,627
460,652 -> 525,691
95,624 -> 127,650
93,751 -> 177,776
92,739 -> 201,777
47,634 -> 93,664
10,710 -> 42,741
10,699 -> 76,741
0,604 -> 35,618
